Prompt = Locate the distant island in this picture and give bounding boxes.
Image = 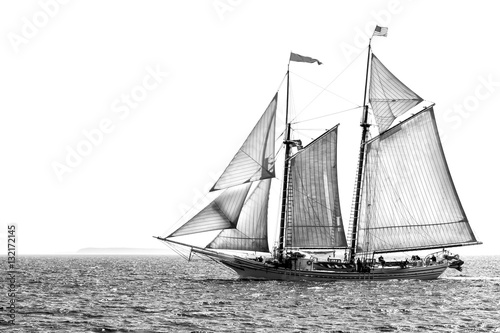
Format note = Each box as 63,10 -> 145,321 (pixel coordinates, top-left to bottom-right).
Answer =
76,247 -> 176,255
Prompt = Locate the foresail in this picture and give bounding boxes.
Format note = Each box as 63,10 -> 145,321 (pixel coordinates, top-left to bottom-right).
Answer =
168,183 -> 251,237
370,54 -> 423,132
286,126 -> 347,249
208,179 -> 271,252
356,108 -> 477,253
211,94 -> 278,191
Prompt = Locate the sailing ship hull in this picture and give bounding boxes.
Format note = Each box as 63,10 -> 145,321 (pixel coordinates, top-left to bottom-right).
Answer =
205,252 -> 448,281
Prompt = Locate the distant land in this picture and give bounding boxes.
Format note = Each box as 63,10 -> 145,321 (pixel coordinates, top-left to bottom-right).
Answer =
76,247 -> 177,255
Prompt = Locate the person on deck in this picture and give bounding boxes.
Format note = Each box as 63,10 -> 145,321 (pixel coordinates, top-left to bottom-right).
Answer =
378,255 -> 385,267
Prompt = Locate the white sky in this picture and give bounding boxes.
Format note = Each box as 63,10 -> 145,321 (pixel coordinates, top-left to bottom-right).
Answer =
0,0 -> 498,255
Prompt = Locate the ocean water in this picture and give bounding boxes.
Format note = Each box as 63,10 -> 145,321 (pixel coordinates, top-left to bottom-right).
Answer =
1,255 -> 499,333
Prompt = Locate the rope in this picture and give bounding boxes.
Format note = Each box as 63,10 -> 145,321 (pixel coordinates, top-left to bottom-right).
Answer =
290,47 -> 368,123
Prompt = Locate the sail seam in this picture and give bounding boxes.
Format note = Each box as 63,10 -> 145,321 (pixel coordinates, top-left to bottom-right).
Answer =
360,220 -> 468,230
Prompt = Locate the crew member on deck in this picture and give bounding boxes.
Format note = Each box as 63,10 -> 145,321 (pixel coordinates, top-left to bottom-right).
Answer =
356,258 -> 362,272
378,255 -> 385,267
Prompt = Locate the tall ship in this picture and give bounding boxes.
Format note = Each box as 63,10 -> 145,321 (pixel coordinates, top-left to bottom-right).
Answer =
155,26 -> 480,281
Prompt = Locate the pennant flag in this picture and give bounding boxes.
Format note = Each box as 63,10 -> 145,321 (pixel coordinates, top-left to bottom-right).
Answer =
373,25 -> 388,37
290,52 -> 322,65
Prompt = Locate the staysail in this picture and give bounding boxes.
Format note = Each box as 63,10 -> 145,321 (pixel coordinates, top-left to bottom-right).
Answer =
168,183 -> 251,237
207,179 -> 272,252
369,54 -> 423,132
166,95 -> 278,251
210,94 -> 278,191
285,126 -> 347,249
356,108 -> 478,253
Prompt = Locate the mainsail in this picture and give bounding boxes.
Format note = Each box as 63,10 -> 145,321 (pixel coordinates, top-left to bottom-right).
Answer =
207,179 -> 272,252
356,108 -> 478,253
369,54 -> 423,133
210,93 -> 278,191
286,126 -> 347,249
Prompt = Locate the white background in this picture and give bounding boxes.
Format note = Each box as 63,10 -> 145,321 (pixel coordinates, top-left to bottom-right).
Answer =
0,0 -> 498,255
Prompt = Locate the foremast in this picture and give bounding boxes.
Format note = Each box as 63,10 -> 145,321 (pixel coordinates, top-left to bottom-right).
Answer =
278,53 -> 329,256
278,53 -> 347,257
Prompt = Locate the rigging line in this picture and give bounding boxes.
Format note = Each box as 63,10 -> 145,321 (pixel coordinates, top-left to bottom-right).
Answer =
359,228 -> 400,253
290,71 -> 361,107
275,71 -> 289,95
291,158 -> 340,222
276,129 -> 285,142
222,183 -> 269,250
274,143 -> 284,161
401,121 -> 441,236
163,241 -> 190,261
416,116 -> 453,242
214,229 -> 256,242
292,185 -> 338,218
377,144 -> 436,243
294,168 -> 326,229
292,128 -> 333,131
244,164 -> 275,186
379,150 -> 422,229
397,121 -> 435,228
291,106 -> 362,124
238,149 -> 272,175
365,220 -> 469,231
362,164 -> 411,253
288,81 -> 297,121
292,128 -> 317,141
197,252 -> 235,273
249,144 -> 284,177
162,190 -> 214,237
227,180 -> 270,245
290,47 -> 368,123
425,114 -> 457,225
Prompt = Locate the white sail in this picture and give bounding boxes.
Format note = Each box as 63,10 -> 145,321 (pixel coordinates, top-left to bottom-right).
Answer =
210,94 -> 278,191
369,54 -> 423,133
356,108 -> 478,253
168,183 -> 251,237
208,179 -> 272,252
286,126 -> 347,249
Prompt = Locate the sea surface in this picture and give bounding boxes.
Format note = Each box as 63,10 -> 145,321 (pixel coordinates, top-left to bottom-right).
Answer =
1,255 -> 499,332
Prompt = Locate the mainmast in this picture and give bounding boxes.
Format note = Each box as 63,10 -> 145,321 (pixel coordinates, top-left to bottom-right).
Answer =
278,63 -> 292,255
349,41 -> 372,260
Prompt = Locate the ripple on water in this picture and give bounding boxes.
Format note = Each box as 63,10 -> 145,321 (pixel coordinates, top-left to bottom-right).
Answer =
7,255 -> 500,332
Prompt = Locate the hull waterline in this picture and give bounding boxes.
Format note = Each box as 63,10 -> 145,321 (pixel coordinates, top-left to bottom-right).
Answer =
202,252 -> 448,281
